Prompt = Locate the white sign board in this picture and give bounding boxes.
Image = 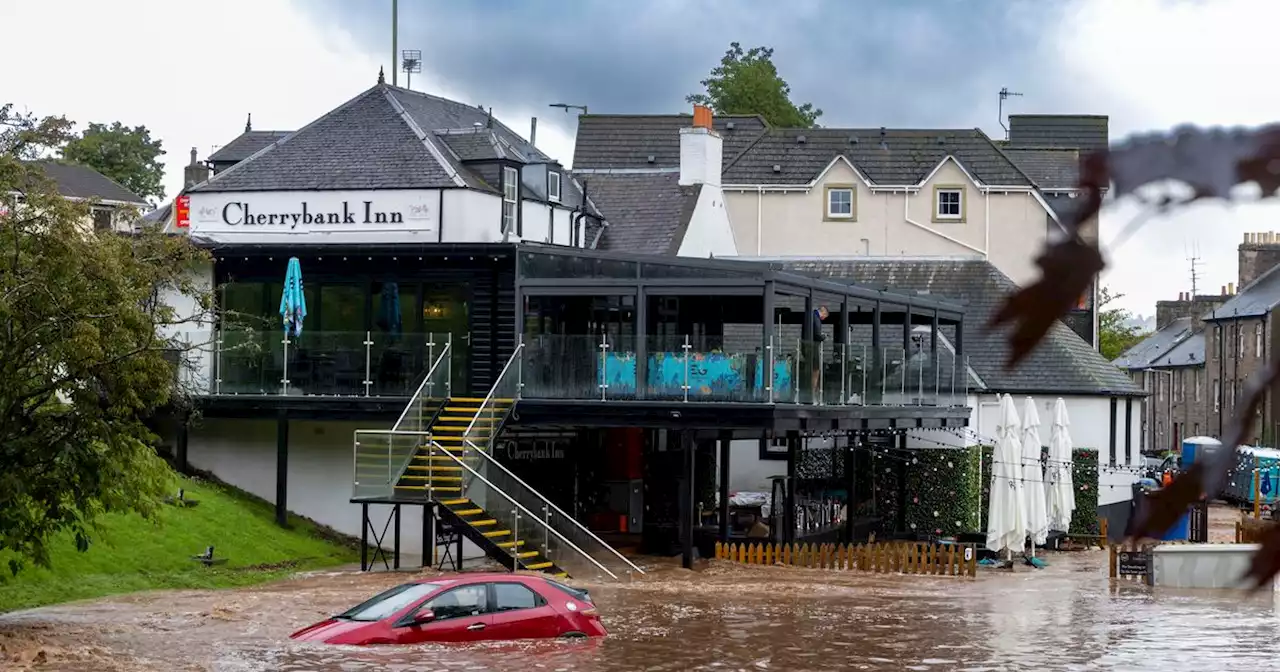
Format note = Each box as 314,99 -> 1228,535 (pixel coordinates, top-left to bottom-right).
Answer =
186,190 -> 441,243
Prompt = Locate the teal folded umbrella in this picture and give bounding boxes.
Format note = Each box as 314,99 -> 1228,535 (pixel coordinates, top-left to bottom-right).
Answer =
279,257 -> 307,337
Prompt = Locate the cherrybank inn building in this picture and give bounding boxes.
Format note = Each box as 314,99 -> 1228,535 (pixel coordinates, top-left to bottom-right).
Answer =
157,74 -> 979,580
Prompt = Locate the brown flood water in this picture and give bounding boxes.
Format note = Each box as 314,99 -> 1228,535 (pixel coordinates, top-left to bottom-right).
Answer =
3,507 -> 1280,671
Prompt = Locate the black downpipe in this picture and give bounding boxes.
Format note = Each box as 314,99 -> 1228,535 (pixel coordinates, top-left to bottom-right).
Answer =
437,189 -> 444,243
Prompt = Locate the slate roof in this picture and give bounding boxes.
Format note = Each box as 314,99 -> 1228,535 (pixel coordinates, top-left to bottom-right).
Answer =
573,114 -> 767,170
1003,148 -> 1080,190
438,129 -> 519,162
1150,331 -> 1205,369
584,173 -> 701,254
1008,115 -> 1109,153
720,128 -> 1034,186
140,202 -> 172,224
1113,317 -> 1194,370
208,131 -> 292,163
192,84 -> 560,195
1204,263 -> 1280,320
28,161 -> 147,204
778,258 -> 1145,396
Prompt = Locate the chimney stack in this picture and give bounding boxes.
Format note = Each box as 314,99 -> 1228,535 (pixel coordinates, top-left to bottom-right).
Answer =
679,104 -> 722,187
183,147 -> 210,189
529,117 -> 537,147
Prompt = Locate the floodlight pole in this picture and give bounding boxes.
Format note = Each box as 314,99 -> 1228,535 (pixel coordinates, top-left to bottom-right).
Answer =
391,0 -> 399,87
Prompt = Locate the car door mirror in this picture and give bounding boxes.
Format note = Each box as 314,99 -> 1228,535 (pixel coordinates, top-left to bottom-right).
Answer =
411,609 -> 435,624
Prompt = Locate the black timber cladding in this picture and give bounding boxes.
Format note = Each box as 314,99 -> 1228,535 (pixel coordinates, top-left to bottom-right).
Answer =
780,258 -> 1144,396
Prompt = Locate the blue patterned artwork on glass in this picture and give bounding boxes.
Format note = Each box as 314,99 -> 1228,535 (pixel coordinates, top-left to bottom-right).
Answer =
598,352 -> 637,395
597,350 -> 793,399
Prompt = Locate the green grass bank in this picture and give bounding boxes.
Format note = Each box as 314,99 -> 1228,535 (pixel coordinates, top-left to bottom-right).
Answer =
0,477 -> 360,612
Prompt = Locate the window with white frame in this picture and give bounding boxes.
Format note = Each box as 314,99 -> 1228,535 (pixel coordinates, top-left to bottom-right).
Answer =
825,186 -> 854,219
1214,379 -> 1221,412
1257,323 -> 1264,357
1237,325 -> 1245,358
934,187 -> 963,220
548,171 -> 561,203
1194,368 -> 1202,402
502,166 -> 519,233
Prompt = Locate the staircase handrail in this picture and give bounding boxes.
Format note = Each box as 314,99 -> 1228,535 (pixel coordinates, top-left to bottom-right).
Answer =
392,341 -> 451,432
430,440 -> 618,581
463,341 -> 524,441
465,438 -> 645,576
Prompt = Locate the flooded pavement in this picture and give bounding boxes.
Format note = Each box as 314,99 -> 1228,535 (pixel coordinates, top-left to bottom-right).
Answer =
3,507 -> 1279,671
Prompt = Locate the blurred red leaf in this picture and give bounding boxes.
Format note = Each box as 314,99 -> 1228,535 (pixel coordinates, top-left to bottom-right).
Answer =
987,238 -> 1104,367
1243,523 -> 1280,592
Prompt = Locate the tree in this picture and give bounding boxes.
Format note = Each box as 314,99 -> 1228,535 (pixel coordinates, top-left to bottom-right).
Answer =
61,121 -> 166,202
1098,286 -> 1150,361
0,103 -> 209,574
687,42 -> 822,128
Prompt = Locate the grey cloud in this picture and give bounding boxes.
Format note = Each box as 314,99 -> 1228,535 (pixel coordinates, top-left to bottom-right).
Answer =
308,0 -> 1083,139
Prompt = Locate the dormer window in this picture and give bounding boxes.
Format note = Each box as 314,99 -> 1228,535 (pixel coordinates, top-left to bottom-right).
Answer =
548,171 -> 562,203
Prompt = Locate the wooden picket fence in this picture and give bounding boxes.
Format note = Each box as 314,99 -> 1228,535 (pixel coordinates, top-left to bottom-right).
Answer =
714,540 -> 977,578
1236,514 -> 1273,543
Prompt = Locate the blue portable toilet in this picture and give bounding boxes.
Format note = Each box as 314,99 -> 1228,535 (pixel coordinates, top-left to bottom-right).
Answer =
1181,436 -> 1222,469
1238,446 -> 1280,507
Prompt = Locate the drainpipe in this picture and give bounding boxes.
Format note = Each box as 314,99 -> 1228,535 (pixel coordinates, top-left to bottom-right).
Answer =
984,191 -> 990,260
903,188 -> 986,256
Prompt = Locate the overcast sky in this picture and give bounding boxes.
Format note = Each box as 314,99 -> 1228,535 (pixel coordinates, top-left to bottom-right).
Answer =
2,0 -> 1276,317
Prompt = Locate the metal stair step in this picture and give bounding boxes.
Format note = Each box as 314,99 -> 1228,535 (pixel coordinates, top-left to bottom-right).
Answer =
436,416 -> 499,423
482,529 -> 511,538
394,485 -> 461,492
468,519 -> 498,527
494,540 -> 527,549
554,572 -> 569,579
453,508 -> 483,515
403,465 -> 463,472
439,498 -> 469,506
515,551 -> 539,559
398,475 -> 463,483
523,561 -> 553,571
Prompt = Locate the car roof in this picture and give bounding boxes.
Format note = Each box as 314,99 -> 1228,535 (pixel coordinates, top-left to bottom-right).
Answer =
411,572 -> 545,586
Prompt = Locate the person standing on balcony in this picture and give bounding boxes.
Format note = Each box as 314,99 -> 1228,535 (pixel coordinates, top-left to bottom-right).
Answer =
811,305 -> 829,404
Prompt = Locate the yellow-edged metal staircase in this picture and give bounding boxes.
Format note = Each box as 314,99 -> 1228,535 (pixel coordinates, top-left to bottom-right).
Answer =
354,338 -> 646,582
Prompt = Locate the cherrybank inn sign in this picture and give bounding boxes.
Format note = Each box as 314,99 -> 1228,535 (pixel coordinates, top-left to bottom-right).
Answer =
186,190 -> 441,241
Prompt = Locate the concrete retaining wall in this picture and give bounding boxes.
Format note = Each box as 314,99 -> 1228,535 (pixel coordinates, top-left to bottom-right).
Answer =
1151,543 -> 1275,590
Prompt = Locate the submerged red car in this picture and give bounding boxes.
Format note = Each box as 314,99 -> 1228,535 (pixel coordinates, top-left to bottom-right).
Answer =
290,573 -> 606,645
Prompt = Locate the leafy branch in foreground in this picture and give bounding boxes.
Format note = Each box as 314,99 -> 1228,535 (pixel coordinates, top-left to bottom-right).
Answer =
0,104 -> 212,575
990,122 -> 1280,588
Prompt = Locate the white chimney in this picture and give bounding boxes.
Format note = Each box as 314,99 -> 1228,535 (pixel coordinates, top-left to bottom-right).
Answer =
679,104 -> 722,187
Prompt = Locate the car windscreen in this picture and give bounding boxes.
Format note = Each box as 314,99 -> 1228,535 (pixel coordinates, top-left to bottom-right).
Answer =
336,582 -> 444,622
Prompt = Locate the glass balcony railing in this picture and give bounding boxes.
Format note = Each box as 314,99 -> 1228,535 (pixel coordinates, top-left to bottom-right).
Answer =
519,333 -> 970,407
199,329 -> 453,398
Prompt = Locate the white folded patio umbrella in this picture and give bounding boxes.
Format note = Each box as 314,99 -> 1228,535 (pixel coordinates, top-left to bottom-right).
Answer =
1021,396 -> 1049,555
986,394 -> 1026,557
1045,398 -> 1077,533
